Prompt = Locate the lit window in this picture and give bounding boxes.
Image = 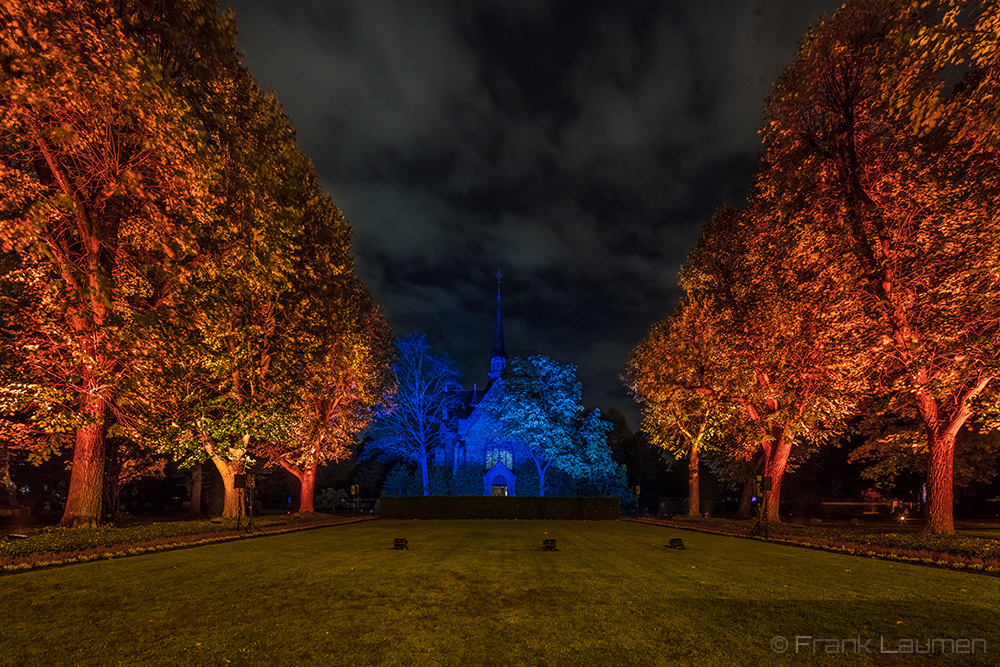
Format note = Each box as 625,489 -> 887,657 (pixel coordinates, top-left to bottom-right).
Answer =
486,447 -> 513,470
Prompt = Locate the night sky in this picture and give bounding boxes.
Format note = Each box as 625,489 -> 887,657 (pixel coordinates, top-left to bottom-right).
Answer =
225,1 -> 842,426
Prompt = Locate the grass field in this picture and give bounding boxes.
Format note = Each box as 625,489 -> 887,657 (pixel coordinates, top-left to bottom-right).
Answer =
1,520 -> 997,666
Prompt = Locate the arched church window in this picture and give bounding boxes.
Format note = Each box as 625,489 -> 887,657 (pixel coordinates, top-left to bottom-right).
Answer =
485,447 -> 513,470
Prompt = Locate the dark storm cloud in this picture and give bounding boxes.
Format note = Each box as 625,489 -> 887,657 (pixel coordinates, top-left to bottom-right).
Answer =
226,0 -> 842,425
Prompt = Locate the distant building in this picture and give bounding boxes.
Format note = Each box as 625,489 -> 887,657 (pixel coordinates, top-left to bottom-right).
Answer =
432,271 -> 524,496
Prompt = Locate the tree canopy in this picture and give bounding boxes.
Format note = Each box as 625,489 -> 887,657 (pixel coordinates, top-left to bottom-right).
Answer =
482,355 -> 616,496
626,0 -> 1000,533
0,0 -> 231,526
365,333 -> 462,497
0,0 -> 389,524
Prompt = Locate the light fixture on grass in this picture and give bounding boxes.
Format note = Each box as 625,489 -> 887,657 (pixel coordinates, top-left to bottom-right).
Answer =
393,538 -> 408,550
542,538 -> 557,551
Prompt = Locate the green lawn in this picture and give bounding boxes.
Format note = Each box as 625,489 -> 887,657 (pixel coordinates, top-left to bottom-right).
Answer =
1,520 -> 997,666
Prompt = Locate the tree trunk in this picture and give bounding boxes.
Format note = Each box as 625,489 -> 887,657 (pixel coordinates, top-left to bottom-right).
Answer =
298,466 -> 317,512
687,440 -> 700,516
763,428 -> 793,523
924,430 -> 956,535
211,456 -> 242,518
279,460 -> 318,513
61,420 -> 107,528
201,434 -> 243,518
911,381 -> 989,536
537,461 -> 547,497
189,463 -> 203,517
736,480 -> 754,519
419,456 -> 429,496
61,358 -> 110,528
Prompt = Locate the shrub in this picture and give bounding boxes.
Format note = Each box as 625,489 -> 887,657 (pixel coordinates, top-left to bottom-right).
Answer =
381,463 -> 420,497
451,464 -> 484,496
315,488 -> 347,510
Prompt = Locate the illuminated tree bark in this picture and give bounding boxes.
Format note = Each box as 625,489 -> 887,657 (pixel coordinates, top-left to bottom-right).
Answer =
202,434 -> 244,519
62,421 -> 107,528
279,462 -> 317,513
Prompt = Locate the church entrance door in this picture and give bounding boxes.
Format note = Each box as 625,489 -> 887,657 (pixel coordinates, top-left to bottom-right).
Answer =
491,474 -> 508,496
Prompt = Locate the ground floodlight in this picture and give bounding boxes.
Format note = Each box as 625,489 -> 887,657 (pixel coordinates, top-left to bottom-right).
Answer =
542,538 -> 557,551
668,538 -> 685,550
393,538 -> 408,550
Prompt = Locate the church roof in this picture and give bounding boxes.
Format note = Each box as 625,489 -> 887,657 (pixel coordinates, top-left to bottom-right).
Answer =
491,299 -> 506,359
454,381 -> 495,420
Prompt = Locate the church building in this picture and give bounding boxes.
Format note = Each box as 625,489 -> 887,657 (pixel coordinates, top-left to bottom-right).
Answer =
433,271 -> 526,496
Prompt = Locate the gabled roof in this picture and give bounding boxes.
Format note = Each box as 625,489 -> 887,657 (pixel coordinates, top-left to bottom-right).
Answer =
457,379 -> 502,435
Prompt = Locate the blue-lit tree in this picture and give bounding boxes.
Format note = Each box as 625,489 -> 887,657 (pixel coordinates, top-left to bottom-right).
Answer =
482,355 -> 616,496
365,333 -> 463,496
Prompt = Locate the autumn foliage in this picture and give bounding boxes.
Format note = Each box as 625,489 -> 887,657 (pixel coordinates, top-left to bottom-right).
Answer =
0,1 -> 391,525
628,0 -> 1000,534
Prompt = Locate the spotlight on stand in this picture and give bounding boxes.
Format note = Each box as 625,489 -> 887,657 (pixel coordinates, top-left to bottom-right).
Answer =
541,538 -> 557,551
393,538 -> 408,550
668,538 -> 686,550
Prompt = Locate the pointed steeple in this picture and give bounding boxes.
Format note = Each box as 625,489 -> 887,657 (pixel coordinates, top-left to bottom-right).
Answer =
488,270 -> 507,379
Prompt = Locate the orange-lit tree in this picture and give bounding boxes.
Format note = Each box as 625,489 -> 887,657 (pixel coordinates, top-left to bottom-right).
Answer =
762,0 -> 1000,533
674,204 -> 861,522
626,296 -> 733,516
0,0 -> 228,526
145,64 -> 341,518
261,275 -> 394,513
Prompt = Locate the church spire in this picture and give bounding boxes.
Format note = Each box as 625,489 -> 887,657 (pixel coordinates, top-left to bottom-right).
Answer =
488,270 -> 507,379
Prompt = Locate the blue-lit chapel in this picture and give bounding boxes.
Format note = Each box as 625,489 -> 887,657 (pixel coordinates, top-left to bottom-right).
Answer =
433,271 -> 521,496
372,271 -> 626,499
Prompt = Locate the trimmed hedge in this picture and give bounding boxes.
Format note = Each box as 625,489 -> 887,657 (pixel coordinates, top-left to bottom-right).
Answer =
379,496 -> 619,520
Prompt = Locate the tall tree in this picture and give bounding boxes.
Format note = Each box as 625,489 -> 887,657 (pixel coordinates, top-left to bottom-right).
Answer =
670,204 -> 860,522
0,0 -> 229,526
762,0 -> 1000,533
262,275 -> 394,512
365,333 -> 463,496
626,296 -> 733,516
146,63 -> 334,518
